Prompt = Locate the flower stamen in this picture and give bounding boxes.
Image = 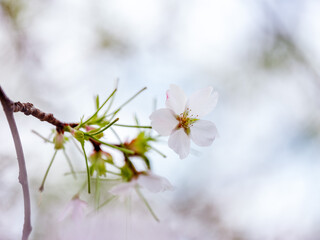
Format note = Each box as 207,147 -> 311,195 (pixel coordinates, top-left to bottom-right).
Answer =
176,108 -> 198,130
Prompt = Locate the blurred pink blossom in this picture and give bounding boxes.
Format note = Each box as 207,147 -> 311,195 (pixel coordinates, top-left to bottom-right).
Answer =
59,195 -> 88,221
109,172 -> 174,197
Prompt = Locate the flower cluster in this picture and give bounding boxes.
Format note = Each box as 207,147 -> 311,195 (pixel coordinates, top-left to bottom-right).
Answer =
35,84 -> 218,221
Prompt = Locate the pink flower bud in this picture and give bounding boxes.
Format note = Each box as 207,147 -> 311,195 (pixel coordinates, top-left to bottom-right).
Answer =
54,133 -> 64,149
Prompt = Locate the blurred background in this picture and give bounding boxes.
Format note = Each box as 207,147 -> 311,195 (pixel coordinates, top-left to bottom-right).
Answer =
1,0 -> 320,239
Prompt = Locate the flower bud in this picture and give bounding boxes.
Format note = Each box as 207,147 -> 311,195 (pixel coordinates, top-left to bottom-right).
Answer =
85,126 -> 104,139
54,133 -> 64,149
73,130 -> 85,143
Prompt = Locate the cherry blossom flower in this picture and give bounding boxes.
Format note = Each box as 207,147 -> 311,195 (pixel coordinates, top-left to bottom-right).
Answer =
150,84 -> 218,159
59,195 -> 88,221
109,172 -> 174,198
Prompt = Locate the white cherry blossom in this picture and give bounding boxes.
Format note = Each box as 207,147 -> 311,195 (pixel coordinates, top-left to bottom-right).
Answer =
150,84 -> 218,159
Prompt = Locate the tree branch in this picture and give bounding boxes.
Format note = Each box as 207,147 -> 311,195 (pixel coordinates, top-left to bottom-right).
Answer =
0,86 -> 32,240
11,101 -> 78,132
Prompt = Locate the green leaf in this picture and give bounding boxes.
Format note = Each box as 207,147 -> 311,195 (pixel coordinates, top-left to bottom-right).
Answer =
107,87 -> 147,119
89,136 -> 135,154
78,88 -> 117,129
95,95 -> 100,110
113,124 -> 151,129
90,118 -> 119,136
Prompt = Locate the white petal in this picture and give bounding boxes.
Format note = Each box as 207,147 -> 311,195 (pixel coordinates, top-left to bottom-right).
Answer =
187,87 -> 218,118
150,108 -> 178,136
138,172 -> 174,193
190,120 -> 218,146
165,84 -> 187,114
109,180 -> 137,197
168,128 -> 190,159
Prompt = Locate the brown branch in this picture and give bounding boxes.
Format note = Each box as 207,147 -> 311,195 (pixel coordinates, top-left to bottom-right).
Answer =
13,101 -> 63,126
0,86 -> 32,240
11,101 -> 78,132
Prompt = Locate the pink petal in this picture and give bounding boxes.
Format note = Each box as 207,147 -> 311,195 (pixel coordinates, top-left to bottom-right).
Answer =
187,86 -> 218,118
168,128 -> 190,159
138,172 -> 174,193
150,108 -> 178,136
165,84 -> 187,114
109,181 -> 137,197
71,198 -> 88,220
190,120 -> 218,146
59,197 -> 88,221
